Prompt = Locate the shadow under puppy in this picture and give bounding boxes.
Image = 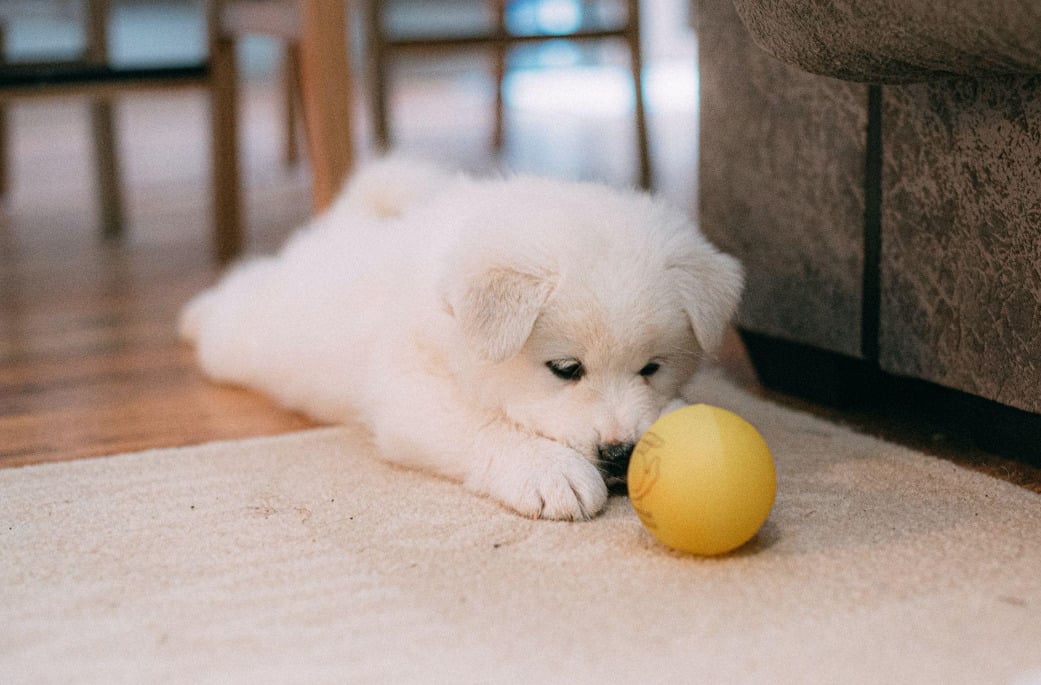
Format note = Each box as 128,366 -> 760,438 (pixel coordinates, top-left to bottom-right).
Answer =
181,159 -> 743,520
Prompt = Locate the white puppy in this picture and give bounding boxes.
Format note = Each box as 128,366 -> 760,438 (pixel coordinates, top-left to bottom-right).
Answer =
180,159 -> 743,520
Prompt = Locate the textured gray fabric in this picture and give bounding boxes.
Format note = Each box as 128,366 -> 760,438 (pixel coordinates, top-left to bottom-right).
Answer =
729,0 -> 1041,83
697,0 -> 868,358
695,0 -> 1041,415
880,76 -> 1041,412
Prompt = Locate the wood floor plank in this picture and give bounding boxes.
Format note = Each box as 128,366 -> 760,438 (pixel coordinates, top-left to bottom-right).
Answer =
0,233 -> 319,467
0,85 -> 319,467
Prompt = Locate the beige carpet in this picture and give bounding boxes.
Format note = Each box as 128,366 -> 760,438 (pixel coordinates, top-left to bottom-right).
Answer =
3,370 -> 1041,684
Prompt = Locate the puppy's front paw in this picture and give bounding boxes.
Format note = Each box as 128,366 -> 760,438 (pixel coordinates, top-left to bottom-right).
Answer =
472,441 -> 608,521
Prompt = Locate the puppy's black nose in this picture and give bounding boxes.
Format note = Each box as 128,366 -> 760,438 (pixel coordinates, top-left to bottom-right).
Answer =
598,442 -> 635,493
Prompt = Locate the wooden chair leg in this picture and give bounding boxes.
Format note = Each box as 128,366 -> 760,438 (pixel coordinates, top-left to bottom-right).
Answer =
627,0 -> 652,190
86,0 -> 127,237
91,100 -> 125,239
0,102 -> 7,200
0,22 -> 7,199
367,0 -> 391,150
492,0 -> 508,150
282,42 -> 301,167
298,0 -> 353,210
209,30 -> 243,262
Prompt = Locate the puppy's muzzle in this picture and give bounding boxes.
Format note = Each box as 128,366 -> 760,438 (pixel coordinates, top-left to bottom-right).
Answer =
598,442 -> 634,494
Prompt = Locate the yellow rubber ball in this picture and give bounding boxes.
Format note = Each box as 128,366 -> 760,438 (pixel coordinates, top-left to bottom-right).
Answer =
628,404 -> 776,556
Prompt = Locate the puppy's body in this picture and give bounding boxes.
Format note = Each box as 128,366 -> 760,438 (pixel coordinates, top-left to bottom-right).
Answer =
182,160 -> 743,520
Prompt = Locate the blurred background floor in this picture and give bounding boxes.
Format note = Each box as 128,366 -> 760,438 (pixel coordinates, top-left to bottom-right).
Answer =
1,0 -> 698,253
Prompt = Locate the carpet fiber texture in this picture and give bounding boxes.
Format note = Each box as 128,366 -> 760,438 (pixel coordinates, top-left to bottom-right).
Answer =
3,370 -> 1041,684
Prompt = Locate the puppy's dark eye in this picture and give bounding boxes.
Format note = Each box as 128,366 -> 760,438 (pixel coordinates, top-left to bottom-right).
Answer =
639,362 -> 661,378
547,359 -> 585,381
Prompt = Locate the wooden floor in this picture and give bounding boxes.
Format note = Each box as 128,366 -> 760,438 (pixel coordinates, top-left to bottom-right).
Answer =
2,55 -> 1040,493
1,86 -> 305,466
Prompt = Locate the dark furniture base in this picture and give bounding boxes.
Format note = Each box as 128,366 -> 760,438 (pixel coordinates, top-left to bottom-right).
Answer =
740,329 -> 1041,467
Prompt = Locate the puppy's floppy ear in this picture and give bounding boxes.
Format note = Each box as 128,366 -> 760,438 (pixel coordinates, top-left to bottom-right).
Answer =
669,244 -> 744,354
446,264 -> 557,362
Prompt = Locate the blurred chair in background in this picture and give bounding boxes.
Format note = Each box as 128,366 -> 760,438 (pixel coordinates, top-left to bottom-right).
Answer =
366,0 -> 651,188
0,0 -> 210,243
218,0 -> 354,218
0,0 -> 354,262
2,0 -> 650,257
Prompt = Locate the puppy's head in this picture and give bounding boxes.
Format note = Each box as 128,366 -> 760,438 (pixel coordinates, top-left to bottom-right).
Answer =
442,178 -> 743,487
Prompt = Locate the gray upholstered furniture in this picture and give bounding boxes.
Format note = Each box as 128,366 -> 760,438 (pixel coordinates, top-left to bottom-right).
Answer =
694,0 -> 1041,459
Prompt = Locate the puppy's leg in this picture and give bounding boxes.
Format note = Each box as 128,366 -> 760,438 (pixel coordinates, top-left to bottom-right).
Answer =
176,257 -> 281,388
369,380 -> 607,520
464,428 -> 609,521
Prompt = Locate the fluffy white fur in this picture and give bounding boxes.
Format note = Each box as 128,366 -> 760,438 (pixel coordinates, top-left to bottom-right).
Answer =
180,159 -> 744,520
